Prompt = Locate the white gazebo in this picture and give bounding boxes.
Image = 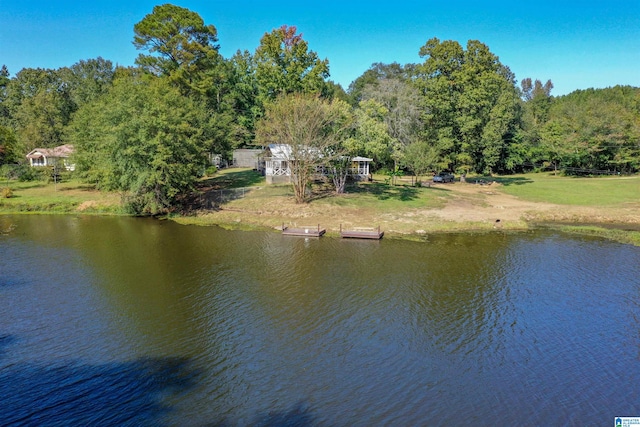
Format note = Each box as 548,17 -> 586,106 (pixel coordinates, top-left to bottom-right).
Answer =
349,156 -> 373,181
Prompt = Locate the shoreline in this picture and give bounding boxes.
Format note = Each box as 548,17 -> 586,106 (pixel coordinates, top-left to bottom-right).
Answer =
2,177 -> 639,246
2,207 -> 640,246
170,214 -> 640,246
169,178 -> 640,245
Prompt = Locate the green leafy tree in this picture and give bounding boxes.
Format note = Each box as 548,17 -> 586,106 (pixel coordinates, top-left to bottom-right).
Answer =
133,4 -> 220,88
416,38 -> 520,174
345,99 -> 395,170
68,72 -> 210,214
133,5 -> 235,158
133,4 -> 219,77
60,57 -> 115,107
256,93 -> 351,202
0,125 -> 17,165
521,79 -> 554,123
402,140 -> 440,183
0,66 -> 15,164
516,78 -> 553,168
348,62 -> 417,105
254,25 -> 329,103
540,86 -> 640,174
415,39 -> 464,170
5,68 -> 75,155
227,50 -> 261,147
323,80 -> 350,103
0,65 -> 10,125
320,99 -> 354,194
538,120 -> 567,173
362,78 -> 423,170
229,44 -> 345,149
15,90 -> 70,153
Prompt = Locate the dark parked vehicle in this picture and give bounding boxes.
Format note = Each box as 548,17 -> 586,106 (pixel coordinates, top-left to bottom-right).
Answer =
433,172 -> 455,183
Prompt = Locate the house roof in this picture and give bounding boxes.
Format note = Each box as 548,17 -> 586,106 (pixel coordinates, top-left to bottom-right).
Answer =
267,144 -> 372,163
26,144 -> 74,159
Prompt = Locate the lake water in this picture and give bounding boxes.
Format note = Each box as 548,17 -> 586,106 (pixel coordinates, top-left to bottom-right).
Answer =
1,215 -> 639,426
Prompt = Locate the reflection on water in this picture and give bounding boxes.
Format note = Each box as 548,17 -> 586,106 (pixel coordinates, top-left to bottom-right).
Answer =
0,354 -> 197,426
1,215 -> 639,425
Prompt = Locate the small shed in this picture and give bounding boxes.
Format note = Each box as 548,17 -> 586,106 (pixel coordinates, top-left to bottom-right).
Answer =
26,144 -> 75,171
232,148 -> 263,169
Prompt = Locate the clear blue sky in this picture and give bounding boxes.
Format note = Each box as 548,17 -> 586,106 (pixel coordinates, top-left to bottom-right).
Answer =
2,1 -> 638,96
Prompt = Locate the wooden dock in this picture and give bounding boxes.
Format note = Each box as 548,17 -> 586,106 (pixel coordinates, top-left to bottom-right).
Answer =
340,225 -> 384,240
282,224 -> 326,237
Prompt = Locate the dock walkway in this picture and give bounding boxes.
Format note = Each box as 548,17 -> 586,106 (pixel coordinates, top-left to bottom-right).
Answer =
282,224 -> 326,237
340,225 -> 384,240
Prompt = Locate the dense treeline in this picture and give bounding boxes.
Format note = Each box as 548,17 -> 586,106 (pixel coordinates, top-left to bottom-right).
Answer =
1,4 -> 638,211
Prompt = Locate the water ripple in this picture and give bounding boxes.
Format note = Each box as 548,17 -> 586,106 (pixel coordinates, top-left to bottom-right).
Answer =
2,217 -> 640,425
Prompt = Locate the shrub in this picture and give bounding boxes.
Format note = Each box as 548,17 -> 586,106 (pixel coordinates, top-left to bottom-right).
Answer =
1,164 -> 34,181
1,187 -> 13,198
17,165 -> 40,182
205,165 -> 218,177
0,164 -> 15,180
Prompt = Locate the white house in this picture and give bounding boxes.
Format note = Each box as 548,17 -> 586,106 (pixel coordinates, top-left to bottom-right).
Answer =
263,144 -> 372,184
26,144 -> 75,171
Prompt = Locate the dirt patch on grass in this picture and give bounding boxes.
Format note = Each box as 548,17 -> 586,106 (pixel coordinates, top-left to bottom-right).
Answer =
426,183 -> 555,223
77,200 -> 99,211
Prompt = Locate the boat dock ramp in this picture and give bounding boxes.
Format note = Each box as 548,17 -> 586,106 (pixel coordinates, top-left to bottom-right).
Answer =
281,224 -> 383,240
281,224 -> 326,237
340,225 -> 384,240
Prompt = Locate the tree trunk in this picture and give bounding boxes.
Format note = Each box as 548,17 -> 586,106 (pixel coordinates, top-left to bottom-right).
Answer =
331,166 -> 348,194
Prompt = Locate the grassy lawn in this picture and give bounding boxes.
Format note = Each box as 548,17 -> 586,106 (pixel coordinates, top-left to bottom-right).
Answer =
492,173 -> 640,206
0,179 -> 122,214
199,168 -> 265,189
205,169 -> 639,213
316,180 -> 448,212
203,168 -> 448,213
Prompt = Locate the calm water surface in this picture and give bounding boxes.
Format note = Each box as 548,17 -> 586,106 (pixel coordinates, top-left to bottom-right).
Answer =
0,215 -> 639,426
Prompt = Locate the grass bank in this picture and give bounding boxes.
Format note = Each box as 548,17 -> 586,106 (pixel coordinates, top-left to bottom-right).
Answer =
2,170 -> 639,245
494,173 -> 640,205
547,224 -> 640,246
174,169 -> 640,245
0,179 -> 123,215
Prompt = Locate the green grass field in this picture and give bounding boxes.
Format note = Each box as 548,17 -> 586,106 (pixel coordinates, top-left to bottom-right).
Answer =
317,181 -> 448,211
493,173 -> 640,206
202,168 -> 639,212
0,179 -> 122,214
204,168 -> 448,212
4,170 -> 638,214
